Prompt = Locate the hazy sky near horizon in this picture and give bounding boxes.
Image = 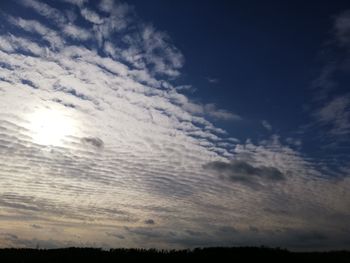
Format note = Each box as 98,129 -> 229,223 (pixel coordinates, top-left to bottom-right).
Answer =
0,0 -> 350,250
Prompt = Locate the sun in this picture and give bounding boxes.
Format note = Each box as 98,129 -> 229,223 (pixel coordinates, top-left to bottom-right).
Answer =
28,109 -> 76,147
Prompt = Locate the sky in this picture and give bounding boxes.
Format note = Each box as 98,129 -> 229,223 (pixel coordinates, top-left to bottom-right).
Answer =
0,0 -> 350,251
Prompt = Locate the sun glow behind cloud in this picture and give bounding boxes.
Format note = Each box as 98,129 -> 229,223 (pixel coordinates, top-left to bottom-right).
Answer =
27,109 -> 77,146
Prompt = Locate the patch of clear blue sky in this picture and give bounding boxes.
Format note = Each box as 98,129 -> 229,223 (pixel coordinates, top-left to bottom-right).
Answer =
122,2 -> 335,116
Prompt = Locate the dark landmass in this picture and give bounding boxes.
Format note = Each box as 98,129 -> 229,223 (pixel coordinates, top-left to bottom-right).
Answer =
0,247 -> 349,262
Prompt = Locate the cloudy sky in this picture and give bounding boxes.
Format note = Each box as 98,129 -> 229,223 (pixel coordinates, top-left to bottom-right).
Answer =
0,0 -> 350,251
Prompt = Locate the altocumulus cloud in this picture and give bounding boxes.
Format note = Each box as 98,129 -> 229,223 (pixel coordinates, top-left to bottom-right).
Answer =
0,0 -> 349,251
203,160 -> 285,189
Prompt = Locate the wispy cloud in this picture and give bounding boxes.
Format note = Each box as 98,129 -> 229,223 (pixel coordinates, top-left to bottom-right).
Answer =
261,120 -> 272,131
334,10 -> 350,46
207,77 -> 219,84
314,94 -> 350,135
308,10 -> 350,139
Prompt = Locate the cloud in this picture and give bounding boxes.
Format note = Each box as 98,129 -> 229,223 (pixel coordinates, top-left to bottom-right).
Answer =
80,8 -> 104,24
20,0 -> 67,25
98,0 -> 115,13
63,24 -> 92,41
261,120 -> 272,131
334,10 -> 350,46
285,137 -> 302,147
204,160 -> 285,188
0,34 -> 45,56
31,224 -> 43,229
308,10 -> 350,140
314,94 -> 350,136
144,219 -> 155,225
106,232 -> 125,240
81,137 -> 104,148
207,77 -> 219,84
121,24 -> 185,77
183,102 -> 241,121
6,16 -> 64,49
204,104 -> 241,121
61,0 -> 87,7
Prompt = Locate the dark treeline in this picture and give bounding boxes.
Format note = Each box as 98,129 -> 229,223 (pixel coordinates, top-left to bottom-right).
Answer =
0,247 -> 349,262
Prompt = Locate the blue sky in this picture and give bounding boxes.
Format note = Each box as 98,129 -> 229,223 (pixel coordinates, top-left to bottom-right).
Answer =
0,0 -> 350,250
127,0 -> 350,158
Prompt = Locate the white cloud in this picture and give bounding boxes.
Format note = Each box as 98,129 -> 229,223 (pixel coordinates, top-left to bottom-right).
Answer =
183,102 -> 240,121
60,0 -> 87,7
0,35 -> 45,56
19,0 -> 67,25
6,16 -> 64,49
80,8 -> 104,24
63,24 -> 92,41
98,0 -> 117,13
204,104 -> 241,121
334,10 -> 350,45
307,10 -> 350,142
141,25 -> 184,76
207,77 -> 219,84
313,94 -> 350,136
261,120 -> 272,131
